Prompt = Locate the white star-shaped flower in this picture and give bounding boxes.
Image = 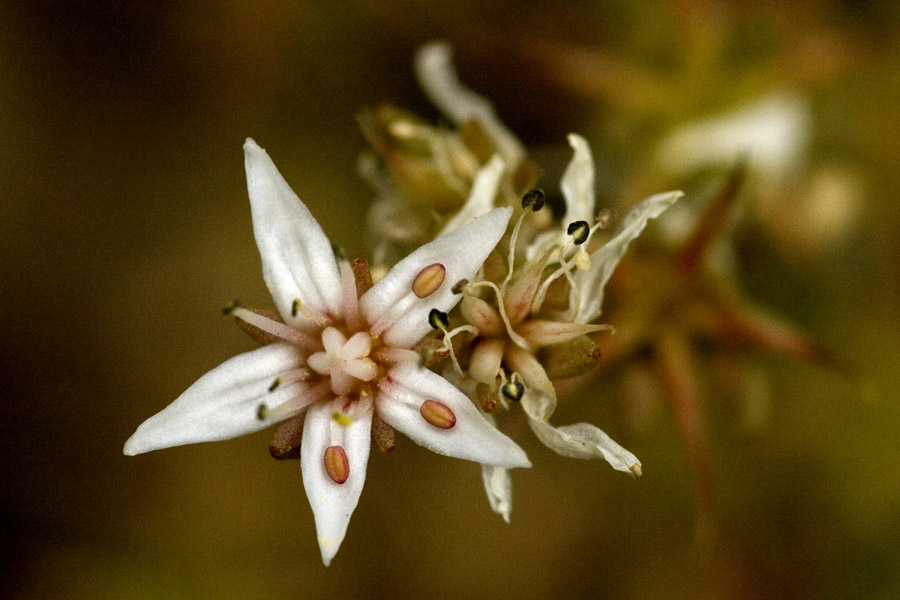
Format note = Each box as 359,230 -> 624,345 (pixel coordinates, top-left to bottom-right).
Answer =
124,139 -> 530,566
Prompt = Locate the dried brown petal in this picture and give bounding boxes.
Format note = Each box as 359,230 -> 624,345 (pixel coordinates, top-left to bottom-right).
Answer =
269,414 -> 306,460
372,415 -> 396,453
537,334 -> 603,380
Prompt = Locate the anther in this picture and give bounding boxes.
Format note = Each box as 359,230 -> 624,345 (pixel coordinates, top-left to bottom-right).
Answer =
451,279 -> 469,294
595,208 -> 617,229
291,299 -> 300,318
331,410 -> 353,427
476,382 -> 497,413
420,399 -> 457,429
412,263 -> 446,298
567,220 -> 590,245
268,377 -> 282,392
428,308 -> 450,330
323,446 -> 350,484
256,403 -> 269,421
500,381 -> 525,402
222,298 -> 240,315
521,188 -> 545,211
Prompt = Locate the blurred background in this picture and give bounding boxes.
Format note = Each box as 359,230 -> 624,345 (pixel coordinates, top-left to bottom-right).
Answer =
2,1 -> 899,598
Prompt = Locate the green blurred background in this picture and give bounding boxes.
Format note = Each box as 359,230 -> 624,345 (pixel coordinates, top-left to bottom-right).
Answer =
2,1 -> 899,598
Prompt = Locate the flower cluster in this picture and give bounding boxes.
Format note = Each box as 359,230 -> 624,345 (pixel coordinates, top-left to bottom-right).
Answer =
359,42 -> 683,521
124,42 -> 683,564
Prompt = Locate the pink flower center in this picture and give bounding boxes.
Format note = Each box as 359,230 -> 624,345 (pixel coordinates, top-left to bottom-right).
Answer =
307,327 -> 379,396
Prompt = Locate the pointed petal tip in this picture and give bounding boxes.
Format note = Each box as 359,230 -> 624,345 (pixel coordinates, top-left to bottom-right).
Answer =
319,539 -> 338,567
122,435 -> 141,457
122,425 -> 157,456
243,137 -> 260,150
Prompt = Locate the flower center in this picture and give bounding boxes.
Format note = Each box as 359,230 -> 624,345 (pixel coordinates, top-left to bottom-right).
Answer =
307,327 -> 379,396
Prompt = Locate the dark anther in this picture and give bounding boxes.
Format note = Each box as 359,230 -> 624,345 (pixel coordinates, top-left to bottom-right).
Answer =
268,377 -> 282,392
222,298 -> 240,315
291,299 -> 300,317
501,381 -> 525,401
567,220 -> 590,245
256,403 -> 269,421
451,279 -> 469,294
331,244 -> 347,261
521,188 -> 546,211
428,308 -> 450,330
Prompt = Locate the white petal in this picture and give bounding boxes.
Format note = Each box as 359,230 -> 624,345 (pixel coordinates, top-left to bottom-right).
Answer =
560,133 -> 595,225
656,91 -> 811,180
481,465 -> 512,523
360,206 -> 512,349
480,413 -> 514,523
481,463 -> 513,523
244,138 -> 343,325
415,42 -> 525,165
123,343 -> 305,455
526,133 -> 595,258
521,390 -> 641,477
573,190 -> 682,323
376,363 -> 531,468
321,327 -> 346,356
440,154 -> 505,235
301,396 -> 373,566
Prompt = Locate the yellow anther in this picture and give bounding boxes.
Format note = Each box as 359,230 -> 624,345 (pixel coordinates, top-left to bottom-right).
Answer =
331,410 -> 354,427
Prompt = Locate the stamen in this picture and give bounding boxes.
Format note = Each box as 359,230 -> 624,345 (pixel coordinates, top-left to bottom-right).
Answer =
521,188 -> 545,211
464,280 -> 531,350
267,368 -> 311,393
427,306 -> 479,376
502,188 -> 546,294
369,292 -> 420,339
288,297 -> 331,329
371,346 -> 421,365
502,211 -> 527,293
340,261 -> 363,332
530,254 -> 578,315
500,381 -> 525,401
324,446 -> 350,484
412,263 -> 446,298
221,298 -> 241,315
451,279 -> 469,294
420,399 -> 457,429
331,410 -> 354,427
234,307 -> 287,345
230,307 -> 321,350
476,382 -> 497,413
567,220 -> 590,245
428,308 -> 450,330
596,208 -> 617,229
256,380 -> 331,423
